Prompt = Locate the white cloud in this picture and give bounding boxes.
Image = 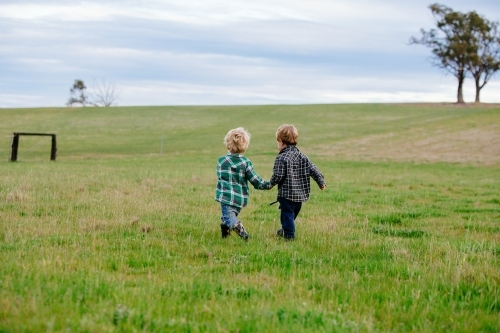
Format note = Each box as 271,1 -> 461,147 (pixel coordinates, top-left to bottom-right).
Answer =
0,0 -> 429,24
1,0 -> 499,107
0,3 -> 115,21
113,69 -> 465,106
119,83 -> 444,106
0,1 -> 303,23
0,93 -> 46,108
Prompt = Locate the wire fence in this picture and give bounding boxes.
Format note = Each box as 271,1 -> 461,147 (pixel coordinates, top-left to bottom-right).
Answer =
18,136 -> 52,156
3,135 -> 53,162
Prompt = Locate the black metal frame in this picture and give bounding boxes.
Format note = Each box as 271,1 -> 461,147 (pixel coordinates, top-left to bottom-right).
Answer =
10,132 -> 57,162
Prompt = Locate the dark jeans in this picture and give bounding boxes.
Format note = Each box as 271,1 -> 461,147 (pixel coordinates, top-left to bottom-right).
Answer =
278,197 -> 302,239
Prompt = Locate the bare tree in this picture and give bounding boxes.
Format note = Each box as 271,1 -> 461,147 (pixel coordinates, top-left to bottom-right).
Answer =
89,78 -> 121,107
66,79 -> 90,106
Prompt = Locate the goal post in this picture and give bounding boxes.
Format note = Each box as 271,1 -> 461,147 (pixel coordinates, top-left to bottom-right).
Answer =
10,132 -> 57,162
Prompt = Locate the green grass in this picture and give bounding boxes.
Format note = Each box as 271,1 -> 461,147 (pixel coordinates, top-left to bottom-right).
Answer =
0,104 -> 499,332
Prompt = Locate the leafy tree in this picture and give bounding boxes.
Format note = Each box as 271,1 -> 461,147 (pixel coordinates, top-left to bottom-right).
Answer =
410,4 -> 474,104
411,4 -> 500,104
67,79 -> 90,106
467,15 -> 500,103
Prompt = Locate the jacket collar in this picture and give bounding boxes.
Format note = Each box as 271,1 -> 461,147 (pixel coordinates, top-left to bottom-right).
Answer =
279,145 -> 297,154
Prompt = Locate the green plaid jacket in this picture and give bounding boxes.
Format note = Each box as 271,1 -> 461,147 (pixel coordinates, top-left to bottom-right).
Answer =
215,153 -> 271,208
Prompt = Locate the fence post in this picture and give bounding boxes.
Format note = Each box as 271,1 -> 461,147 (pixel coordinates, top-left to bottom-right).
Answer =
50,135 -> 57,161
10,133 -> 19,162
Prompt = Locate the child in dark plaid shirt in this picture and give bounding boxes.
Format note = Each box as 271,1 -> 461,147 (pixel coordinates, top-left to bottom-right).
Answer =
215,127 -> 272,240
270,124 -> 326,239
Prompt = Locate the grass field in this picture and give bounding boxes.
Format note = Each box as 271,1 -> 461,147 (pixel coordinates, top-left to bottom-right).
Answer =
0,104 -> 499,332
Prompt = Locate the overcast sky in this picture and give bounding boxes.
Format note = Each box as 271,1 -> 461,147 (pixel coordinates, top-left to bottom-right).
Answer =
1,0 -> 499,107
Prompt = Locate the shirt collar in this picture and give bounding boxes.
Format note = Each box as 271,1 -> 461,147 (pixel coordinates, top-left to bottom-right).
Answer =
227,152 -> 243,157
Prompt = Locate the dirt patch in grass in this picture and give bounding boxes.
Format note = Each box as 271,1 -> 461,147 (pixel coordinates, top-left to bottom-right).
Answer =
315,124 -> 500,166
389,102 -> 500,108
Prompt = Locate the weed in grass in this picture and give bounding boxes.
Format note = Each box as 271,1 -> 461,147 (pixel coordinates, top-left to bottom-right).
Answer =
485,198 -> 500,204
371,227 -> 426,238
455,208 -> 500,213
464,224 -> 500,233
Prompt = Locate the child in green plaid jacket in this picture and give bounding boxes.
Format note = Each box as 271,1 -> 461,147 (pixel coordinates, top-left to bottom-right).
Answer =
215,127 -> 272,240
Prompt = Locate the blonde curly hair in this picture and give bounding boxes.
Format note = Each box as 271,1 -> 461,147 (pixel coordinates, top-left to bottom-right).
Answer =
224,127 -> 250,154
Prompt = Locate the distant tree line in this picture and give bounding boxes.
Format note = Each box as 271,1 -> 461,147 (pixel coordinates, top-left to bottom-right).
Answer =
411,3 -> 500,103
67,79 -> 120,107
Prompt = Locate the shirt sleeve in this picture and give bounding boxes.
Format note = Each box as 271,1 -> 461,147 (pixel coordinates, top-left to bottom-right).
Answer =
245,161 -> 271,190
270,156 -> 286,186
309,160 -> 326,188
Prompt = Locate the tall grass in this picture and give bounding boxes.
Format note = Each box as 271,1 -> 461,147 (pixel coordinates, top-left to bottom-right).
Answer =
0,104 -> 499,332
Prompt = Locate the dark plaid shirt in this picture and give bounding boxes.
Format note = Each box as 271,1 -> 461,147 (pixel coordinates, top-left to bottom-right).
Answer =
270,145 -> 325,202
215,153 -> 271,208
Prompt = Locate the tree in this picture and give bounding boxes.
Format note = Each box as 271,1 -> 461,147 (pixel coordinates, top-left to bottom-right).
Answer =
89,78 -> 121,107
467,15 -> 500,103
67,79 -> 90,106
411,4 -> 500,104
410,4 -> 476,104
66,79 -> 121,107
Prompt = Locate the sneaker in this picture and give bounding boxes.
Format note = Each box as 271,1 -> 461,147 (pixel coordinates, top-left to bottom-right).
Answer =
232,221 -> 249,240
220,223 -> 231,238
276,228 -> 295,240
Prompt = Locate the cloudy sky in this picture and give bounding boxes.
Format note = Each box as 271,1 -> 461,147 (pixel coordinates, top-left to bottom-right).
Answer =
1,0 -> 499,107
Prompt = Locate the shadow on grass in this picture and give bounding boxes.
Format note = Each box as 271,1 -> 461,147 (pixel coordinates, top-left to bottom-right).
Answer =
367,210 -> 446,225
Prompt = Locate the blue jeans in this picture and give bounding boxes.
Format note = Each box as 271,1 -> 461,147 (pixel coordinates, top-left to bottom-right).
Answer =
278,197 -> 302,239
220,204 -> 241,229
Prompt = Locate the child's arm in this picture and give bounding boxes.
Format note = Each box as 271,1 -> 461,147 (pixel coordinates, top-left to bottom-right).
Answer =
245,163 -> 272,190
269,156 -> 285,187
309,160 -> 326,190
